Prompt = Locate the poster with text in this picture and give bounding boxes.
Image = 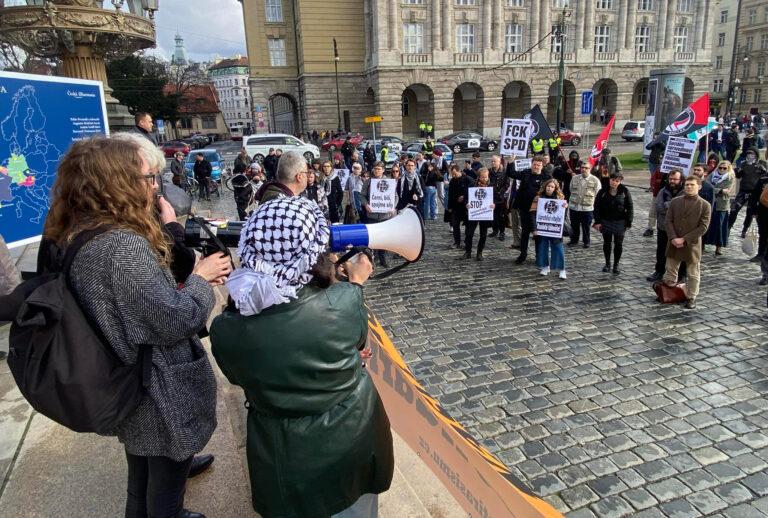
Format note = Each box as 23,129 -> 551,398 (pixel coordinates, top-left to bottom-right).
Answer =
0,72 -> 108,248
499,119 -> 532,157
369,179 -> 396,213
535,198 -> 567,238
467,187 -> 493,221
514,158 -> 532,171
660,136 -> 696,175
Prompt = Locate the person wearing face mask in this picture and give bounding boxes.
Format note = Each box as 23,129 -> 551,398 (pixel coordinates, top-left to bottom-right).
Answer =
662,175 -> 712,310
729,148 -> 767,240
647,170 -> 685,282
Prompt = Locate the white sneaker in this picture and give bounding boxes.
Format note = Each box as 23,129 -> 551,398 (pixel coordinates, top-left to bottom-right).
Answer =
540,267 -> 550,276
559,270 -> 567,280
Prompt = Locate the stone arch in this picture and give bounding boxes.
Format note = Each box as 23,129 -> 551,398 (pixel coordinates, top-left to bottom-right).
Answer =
401,84 -> 435,138
502,81 -> 532,119
631,78 -> 649,120
592,78 -> 619,123
453,82 -> 485,133
546,80 -> 576,129
268,93 -> 299,135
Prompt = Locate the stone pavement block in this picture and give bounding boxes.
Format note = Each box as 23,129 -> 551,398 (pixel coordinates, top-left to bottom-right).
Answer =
713,481 -> 754,505
658,498 -> 703,518
686,489 -> 729,515
645,478 -> 692,503
620,488 -> 658,511
589,495 -> 634,518
689,446 -> 728,466
560,484 -> 600,509
742,472 -> 768,496
722,504 -> 766,518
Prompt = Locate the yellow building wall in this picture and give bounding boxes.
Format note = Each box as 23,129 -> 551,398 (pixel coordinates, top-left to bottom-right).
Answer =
241,0 -> 300,79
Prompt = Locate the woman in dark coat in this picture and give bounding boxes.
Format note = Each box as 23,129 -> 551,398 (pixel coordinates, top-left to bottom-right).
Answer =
321,160 -> 344,223
593,173 -> 633,274
211,197 -> 393,518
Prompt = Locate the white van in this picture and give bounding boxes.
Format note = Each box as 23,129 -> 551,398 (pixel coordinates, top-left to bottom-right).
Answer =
244,133 -> 320,163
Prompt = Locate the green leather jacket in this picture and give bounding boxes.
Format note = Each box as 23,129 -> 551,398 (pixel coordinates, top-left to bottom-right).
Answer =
210,282 -> 393,518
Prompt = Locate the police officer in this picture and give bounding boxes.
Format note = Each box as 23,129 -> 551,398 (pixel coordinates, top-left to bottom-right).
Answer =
548,135 -> 562,162
426,122 -> 433,138
422,137 -> 435,160
381,142 -> 389,165
531,136 -> 545,156
419,121 -> 426,138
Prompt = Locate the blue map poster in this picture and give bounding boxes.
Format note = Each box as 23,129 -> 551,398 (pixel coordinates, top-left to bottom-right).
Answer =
0,72 -> 108,248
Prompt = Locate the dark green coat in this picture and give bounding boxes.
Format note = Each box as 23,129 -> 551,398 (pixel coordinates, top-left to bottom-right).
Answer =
210,282 -> 393,518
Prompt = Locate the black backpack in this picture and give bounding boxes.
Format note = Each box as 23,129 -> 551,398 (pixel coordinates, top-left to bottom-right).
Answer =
0,228 -> 151,434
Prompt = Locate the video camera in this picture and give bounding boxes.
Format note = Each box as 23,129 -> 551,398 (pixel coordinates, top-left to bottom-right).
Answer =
183,217 -> 243,257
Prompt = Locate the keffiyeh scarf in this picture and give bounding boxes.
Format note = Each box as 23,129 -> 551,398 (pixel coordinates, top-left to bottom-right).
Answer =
226,197 -> 330,315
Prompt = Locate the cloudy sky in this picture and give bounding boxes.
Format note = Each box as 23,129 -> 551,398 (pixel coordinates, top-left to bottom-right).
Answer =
147,0 -> 247,62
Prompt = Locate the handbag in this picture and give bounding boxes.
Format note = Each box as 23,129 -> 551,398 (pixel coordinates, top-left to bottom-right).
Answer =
742,226 -> 758,257
653,281 -> 688,304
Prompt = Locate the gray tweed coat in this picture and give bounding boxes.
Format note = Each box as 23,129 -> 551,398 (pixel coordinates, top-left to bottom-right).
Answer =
69,229 -> 217,461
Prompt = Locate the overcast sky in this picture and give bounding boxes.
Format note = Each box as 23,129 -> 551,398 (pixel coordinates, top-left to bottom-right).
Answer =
147,0 -> 247,62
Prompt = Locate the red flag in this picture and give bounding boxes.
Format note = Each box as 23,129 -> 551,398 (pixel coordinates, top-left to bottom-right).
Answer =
647,93 -> 711,147
589,113 -> 616,167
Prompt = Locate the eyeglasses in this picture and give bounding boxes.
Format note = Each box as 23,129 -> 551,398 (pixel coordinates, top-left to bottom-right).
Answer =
718,167 -> 728,170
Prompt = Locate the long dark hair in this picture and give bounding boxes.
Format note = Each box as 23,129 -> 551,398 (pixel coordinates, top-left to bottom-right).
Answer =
309,253 -> 337,288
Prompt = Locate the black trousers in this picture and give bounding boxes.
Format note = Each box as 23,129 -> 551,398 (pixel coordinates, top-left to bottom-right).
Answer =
465,220 -> 491,253
655,229 -> 686,279
518,208 -> 534,257
603,233 -> 624,266
125,450 -> 193,518
757,210 -> 768,259
728,192 -> 754,232
492,204 -> 507,235
196,176 -> 210,199
451,210 -> 466,246
570,210 -> 594,245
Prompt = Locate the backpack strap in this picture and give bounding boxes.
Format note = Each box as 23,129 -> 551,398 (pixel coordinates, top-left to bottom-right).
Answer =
61,226 -> 114,278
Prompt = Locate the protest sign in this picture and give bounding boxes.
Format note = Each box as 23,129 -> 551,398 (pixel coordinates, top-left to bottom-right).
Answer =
467,187 -> 493,221
499,119 -> 532,157
660,136 -> 697,175
535,198 -> 567,238
369,179 -> 396,213
514,158 -> 532,171
334,168 -> 350,188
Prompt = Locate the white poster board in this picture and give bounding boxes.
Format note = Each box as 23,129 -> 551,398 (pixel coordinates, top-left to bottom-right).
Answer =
514,158 -> 532,171
467,187 -> 493,221
369,179 -> 396,213
500,119 -> 532,157
660,136 -> 697,176
535,198 -> 567,238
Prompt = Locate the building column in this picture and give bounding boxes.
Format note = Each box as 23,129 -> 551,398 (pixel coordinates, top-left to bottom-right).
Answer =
483,0 -> 492,50
442,0 -> 453,51
583,0 -> 595,51
664,0 -> 677,49
388,0 -> 399,50
618,0 -> 628,50
625,4 -> 637,50
493,0 -> 504,50
529,0 -> 540,47
657,0 -> 668,51
540,0 -> 551,51
576,0 -> 586,50
700,0 -> 711,49
433,0 -> 442,51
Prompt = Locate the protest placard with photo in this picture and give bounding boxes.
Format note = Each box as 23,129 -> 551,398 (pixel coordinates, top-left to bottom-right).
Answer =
499,119 -> 532,157
369,179 -> 396,213
535,198 -> 567,238
467,187 -> 493,221
335,168 -> 350,188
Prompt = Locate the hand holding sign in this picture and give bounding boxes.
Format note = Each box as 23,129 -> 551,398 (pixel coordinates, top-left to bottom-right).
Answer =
467,187 -> 493,221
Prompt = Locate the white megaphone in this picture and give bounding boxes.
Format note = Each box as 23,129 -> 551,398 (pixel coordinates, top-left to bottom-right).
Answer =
329,206 -> 425,263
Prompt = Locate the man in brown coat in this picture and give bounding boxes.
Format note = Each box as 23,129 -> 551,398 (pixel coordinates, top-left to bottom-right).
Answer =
663,175 -> 712,309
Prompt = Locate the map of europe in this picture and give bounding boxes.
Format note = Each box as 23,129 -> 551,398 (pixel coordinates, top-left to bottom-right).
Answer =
0,74 -> 106,246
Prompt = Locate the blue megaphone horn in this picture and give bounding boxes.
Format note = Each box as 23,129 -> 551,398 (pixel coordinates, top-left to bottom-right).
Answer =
329,206 -> 425,263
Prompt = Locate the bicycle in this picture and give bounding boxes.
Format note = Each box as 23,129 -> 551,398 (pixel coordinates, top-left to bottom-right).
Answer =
186,177 -> 221,200
221,165 -> 235,191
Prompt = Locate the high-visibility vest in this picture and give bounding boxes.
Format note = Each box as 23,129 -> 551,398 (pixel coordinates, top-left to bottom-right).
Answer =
419,122 -> 426,130
423,141 -> 434,153
548,137 -> 561,149
381,147 -> 389,162
531,138 -> 545,153
426,124 -> 433,132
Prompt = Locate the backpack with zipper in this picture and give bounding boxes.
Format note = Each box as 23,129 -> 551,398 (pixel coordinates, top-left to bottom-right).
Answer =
0,227 -> 151,434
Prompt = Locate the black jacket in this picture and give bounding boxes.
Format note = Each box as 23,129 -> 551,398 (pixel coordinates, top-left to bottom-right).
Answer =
594,184 -> 634,228
396,176 -> 424,210
506,164 -> 552,210
736,155 -> 767,193
448,175 -> 473,212
645,141 -> 666,164
263,154 -> 279,179
489,167 -> 509,205
725,130 -> 740,151
341,141 -> 354,159
193,159 -> 212,178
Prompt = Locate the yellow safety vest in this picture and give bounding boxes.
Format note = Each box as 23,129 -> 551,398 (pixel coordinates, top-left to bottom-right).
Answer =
381,147 -> 389,161
419,122 -> 426,130
531,138 -> 545,153
548,137 -> 561,149
426,124 -> 433,132
423,141 -> 434,153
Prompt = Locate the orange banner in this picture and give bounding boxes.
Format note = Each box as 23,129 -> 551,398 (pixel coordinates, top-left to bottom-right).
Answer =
366,315 -> 563,518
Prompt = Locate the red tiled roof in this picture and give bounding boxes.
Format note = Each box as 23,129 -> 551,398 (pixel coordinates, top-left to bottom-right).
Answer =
163,83 -> 221,114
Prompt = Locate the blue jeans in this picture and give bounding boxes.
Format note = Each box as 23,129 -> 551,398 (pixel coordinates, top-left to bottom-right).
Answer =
536,237 -> 565,271
423,186 -> 437,219
569,210 -> 594,245
353,191 -> 365,222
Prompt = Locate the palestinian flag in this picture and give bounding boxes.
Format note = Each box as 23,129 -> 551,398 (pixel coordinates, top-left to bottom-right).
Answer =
648,93 -> 710,146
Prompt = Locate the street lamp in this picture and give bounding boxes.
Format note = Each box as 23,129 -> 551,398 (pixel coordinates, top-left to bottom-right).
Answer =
333,38 -> 342,132
555,8 -> 572,135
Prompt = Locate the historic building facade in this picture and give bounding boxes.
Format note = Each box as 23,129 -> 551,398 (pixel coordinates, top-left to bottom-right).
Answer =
240,0 -> 715,138
709,0 -> 737,115
730,0 -> 768,115
209,56 -> 255,137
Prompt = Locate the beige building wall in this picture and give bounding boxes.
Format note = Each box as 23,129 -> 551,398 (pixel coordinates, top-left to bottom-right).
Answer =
709,0 -> 738,114
732,0 -> 768,115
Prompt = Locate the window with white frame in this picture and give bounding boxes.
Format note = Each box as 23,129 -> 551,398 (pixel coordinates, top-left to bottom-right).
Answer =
637,84 -> 648,105
748,9 -> 757,24
758,61 -> 766,77
761,34 -> 768,50
594,26 -> 611,53
715,56 -> 723,69
554,0 -> 569,7
638,0 -> 652,10
677,0 -> 691,11
267,38 -> 286,66
551,24 -> 568,52
720,10 -> 728,23
718,33 -> 725,47
635,26 -> 651,52
746,36 -> 754,51
505,23 -> 523,52
456,24 -> 475,53
713,79 -> 723,93
596,0 -> 612,9
507,0 -> 523,6
673,26 -> 688,52
402,23 -> 424,53
456,0 -> 477,5
755,89 -> 762,104
265,0 -> 283,22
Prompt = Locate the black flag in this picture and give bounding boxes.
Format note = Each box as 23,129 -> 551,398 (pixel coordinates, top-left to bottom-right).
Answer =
522,105 -> 554,141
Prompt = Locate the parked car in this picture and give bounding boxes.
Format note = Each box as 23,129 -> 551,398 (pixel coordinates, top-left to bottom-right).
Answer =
378,135 -> 404,153
439,132 -> 497,154
321,133 -> 364,151
557,128 -> 582,146
159,141 -> 191,158
181,137 -> 204,150
356,140 -> 400,167
244,133 -> 320,163
206,133 -> 220,143
184,149 -> 227,182
189,134 -> 210,147
621,121 -> 646,142
402,141 -> 454,162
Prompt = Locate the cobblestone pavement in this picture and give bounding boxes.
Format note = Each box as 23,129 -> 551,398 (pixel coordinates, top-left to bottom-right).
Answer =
195,185 -> 768,518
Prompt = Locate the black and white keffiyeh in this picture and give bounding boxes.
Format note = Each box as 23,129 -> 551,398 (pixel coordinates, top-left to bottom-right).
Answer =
226,197 -> 330,315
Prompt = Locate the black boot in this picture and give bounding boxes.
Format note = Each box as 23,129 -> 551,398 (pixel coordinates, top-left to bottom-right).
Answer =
188,454 -> 214,478
476,251 -> 484,261
463,251 -> 472,259
602,264 -> 611,273
612,264 -> 621,275
179,511 -> 206,518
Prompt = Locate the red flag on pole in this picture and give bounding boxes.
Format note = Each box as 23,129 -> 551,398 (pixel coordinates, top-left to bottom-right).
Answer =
589,113 -> 617,167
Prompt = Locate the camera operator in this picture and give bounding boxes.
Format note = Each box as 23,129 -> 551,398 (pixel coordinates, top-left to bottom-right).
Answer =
210,196 -> 393,518
40,136 -> 230,518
